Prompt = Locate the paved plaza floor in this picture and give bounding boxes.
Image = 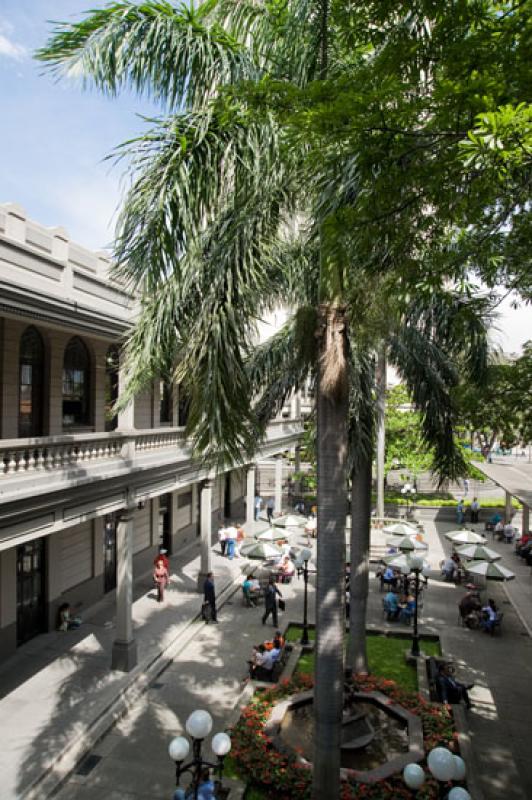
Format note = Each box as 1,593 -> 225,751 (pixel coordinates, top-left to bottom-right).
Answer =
1,513 -> 531,800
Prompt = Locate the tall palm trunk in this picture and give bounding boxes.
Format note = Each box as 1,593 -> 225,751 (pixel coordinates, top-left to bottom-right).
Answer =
346,451 -> 372,675
313,303 -> 348,800
375,347 -> 387,519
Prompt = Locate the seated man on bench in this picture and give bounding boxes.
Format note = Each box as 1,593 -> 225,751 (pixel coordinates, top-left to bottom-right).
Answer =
248,643 -> 281,681
436,663 -> 474,709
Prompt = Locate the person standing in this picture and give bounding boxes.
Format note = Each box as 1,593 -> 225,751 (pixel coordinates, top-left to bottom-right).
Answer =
262,577 -> 282,626
153,558 -> 169,603
470,497 -> 480,524
266,497 -> 275,524
225,525 -> 237,559
463,478 -> 469,495
254,494 -> 262,521
218,525 -> 227,556
202,572 -> 218,623
456,499 -> 465,525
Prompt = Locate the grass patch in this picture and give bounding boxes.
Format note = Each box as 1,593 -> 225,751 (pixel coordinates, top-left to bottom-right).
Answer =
285,627 -> 440,692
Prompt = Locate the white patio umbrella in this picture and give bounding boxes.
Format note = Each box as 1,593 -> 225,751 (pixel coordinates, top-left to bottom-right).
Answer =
383,522 -> 419,537
455,544 -> 501,562
464,560 -> 515,581
445,530 -> 486,545
273,514 -> 307,528
383,553 -> 430,573
256,527 -> 293,542
240,541 -> 283,560
386,535 -> 428,552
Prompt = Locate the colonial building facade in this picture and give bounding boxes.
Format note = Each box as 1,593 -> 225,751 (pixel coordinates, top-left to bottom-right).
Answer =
0,203 -> 302,669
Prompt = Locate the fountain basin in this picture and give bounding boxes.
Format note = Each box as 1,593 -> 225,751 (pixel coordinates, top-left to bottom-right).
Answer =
265,689 -> 424,783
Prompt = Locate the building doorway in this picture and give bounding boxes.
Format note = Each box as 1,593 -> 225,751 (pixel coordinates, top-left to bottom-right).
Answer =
103,514 -> 118,593
158,494 -> 172,554
16,538 -> 46,645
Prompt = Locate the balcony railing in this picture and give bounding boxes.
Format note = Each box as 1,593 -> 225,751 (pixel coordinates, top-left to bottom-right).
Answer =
0,428 -> 186,477
0,420 -> 302,479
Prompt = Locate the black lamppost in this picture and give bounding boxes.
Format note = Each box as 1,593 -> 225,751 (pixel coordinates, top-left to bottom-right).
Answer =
295,547 -> 313,646
408,554 -> 425,658
401,482 -> 416,518
168,710 -> 231,799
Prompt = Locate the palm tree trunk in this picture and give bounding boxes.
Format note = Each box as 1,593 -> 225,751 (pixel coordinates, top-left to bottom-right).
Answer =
313,303 -> 348,800
346,451 -> 371,675
376,347 -> 386,519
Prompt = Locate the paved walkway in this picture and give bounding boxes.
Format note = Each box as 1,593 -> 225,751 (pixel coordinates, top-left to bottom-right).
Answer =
1,513 -> 532,800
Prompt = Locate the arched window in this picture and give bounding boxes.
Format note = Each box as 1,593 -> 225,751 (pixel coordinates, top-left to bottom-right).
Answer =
105,345 -> 119,431
62,337 -> 91,426
19,326 -> 44,437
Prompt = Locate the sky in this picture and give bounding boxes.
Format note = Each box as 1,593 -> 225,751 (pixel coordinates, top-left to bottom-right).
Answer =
0,1 -> 530,353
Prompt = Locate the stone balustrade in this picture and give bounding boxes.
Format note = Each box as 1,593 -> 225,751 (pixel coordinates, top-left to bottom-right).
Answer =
0,421 -> 302,479
0,428 -> 186,477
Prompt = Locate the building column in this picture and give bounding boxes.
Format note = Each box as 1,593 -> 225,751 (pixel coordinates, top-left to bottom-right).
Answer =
246,465 -> 256,527
274,454 -> 283,514
111,506 -> 138,672
505,491 -> 513,522
522,504 -> 530,535
198,478 -> 213,591
294,445 -> 301,475
117,361 -> 136,460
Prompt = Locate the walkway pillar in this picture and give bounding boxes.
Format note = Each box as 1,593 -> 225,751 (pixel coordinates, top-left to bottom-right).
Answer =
294,445 -> 301,475
274,454 -> 283,514
198,478 -> 213,591
505,491 -> 513,522
246,466 -> 255,527
111,505 -> 138,672
117,361 -> 136,461
522,504 -> 530,535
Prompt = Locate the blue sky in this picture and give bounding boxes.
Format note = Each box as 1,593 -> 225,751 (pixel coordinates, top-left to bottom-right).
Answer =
0,0 -> 156,251
0,1 -> 529,351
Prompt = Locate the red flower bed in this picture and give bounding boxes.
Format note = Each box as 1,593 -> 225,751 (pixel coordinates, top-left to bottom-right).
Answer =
229,672 -> 457,799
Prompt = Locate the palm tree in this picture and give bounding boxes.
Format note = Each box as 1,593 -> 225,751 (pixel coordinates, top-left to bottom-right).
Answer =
37,4 -> 352,795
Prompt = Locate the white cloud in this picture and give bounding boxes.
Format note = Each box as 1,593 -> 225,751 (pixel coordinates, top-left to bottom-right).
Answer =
0,20 -> 27,61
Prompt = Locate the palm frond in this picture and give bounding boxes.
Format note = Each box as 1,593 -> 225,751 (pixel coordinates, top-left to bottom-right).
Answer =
248,306 -> 317,432
36,0 -> 255,110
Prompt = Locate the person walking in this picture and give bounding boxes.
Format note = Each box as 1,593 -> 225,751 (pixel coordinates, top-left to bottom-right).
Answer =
225,525 -> 237,559
470,497 -> 480,524
153,557 -> 169,603
262,577 -> 282,626
202,572 -> 218,623
463,477 -> 469,495
266,497 -> 275,524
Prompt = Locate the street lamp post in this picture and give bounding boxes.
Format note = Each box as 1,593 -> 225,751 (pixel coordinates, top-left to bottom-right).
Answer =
295,547 -> 313,646
403,748 -> 468,799
401,482 -> 416,518
168,710 -> 231,800
409,555 -> 424,658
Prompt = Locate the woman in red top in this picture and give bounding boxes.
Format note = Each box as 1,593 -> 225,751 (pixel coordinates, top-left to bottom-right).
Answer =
153,558 -> 169,603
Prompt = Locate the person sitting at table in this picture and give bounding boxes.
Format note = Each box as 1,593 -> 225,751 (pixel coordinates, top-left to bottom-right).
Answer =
458,590 -> 481,628
503,521 -> 515,543
57,603 -> 82,631
494,519 -> 504,539
278,555 -> 295,583
481,598 -> 498,633
382,565 -> 398,589
398,593 -> 415,624
384,590 -> 400,620
441,556 -> 457,581
242,574 -> 259,607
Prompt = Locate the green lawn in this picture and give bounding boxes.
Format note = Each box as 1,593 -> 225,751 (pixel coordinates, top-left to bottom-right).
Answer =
285,627 -> 440,692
